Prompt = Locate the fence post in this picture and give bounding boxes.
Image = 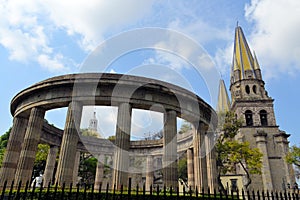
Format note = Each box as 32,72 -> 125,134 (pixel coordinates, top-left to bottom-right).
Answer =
53,181 -> 58,200
105,183 -> 109,200
136,184 -> 138,196
150,184 -> 152,196
91,183 -> 94,200
8,180 -> 14,200
163,185 -> 166,197
156,185 -> 159,196
15,181 -> 22,200
143,184 -> 145,196
113,184 -> 116,199
61,182 -> 65,200
24,181 -> 29,200
128,178 -> 131,200
170,186 -> 173,196
75,183 -> 79,200
120,184 -> 123,200
0,180 -> 7,200
38,181 -> 43,200
68,183 -> 73,200
195,187 -> 198,198
30,181 -> 36,200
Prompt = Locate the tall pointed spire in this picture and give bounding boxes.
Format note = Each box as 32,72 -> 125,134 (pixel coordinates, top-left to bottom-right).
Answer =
217,79 -> 231,113
231,26 -> 258,82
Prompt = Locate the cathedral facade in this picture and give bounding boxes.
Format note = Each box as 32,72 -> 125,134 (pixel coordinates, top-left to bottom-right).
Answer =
219,26 -> 295,191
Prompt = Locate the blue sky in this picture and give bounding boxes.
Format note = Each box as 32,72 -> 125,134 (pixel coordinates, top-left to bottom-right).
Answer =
1,0 -> 300,143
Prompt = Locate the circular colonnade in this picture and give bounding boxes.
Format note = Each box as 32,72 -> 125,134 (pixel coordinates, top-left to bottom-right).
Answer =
0,73 -> 217,190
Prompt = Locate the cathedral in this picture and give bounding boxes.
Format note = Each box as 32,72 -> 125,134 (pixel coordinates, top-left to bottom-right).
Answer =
218,25 -> 295,191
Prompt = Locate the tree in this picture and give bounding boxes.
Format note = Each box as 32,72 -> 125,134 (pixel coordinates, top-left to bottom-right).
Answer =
81,128 -> 100,138
286,145 -> 300,179
178,121 -> 192,134
78,153 -> 97,185
216,111 -> 263,191
0,127 -> 11,168
178,154 -> 187,183
32,144 -> 50,180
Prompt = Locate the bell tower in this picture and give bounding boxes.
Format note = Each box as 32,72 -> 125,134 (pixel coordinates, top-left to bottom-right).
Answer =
229,26 -> 295,191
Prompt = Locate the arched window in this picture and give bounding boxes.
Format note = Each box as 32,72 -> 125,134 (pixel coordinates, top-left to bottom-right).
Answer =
245,110 -> 253,126
253,85 -> 257,94
245,85 -> 250,94
260,110 -> 268,126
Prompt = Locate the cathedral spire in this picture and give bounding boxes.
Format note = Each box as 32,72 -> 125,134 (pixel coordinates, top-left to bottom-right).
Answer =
231,26 -> 257,82
217,79 -> 231,113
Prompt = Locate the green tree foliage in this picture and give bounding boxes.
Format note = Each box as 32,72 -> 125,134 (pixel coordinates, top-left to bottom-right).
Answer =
286,145 -> 300,168
178,121 -> 192,134
286,145 -> 300,179
32,144 -> 50,180
0,127 -> 11,167
81,128 -> 99,137
78,153 -> 97,185
178,155 -> 187,183
216,111 -> 263,190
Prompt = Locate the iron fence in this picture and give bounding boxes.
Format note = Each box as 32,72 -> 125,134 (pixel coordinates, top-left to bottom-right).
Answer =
0,178 -> 299,200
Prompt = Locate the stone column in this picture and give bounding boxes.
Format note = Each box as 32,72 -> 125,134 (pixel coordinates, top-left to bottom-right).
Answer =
187,148 -> 194,189
146,155 -> 154,191
0,116 -> 28,187
206,131 -> 217,190
163,110 -> 178,189
254,131 -> 273,191
72,151 -> 81,185
193,122 -> 208,191
55,101 -> 82,186
95,155 -> 104,190
275,132 -> 295,188
112,103 -> 132,189
43,145 -> 58,186
14,107 -> 45,186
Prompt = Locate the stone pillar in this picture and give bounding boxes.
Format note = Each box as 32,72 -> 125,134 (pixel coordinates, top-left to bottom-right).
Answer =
146,155 -> 154,191
55,101 -> 82,186
112,103 -> 132,189
254,131 -> 273,191
0,116 -> 28,187
163,110 -> 178,189
275,132 -> 295,188
95,155 -> 104,190
43,145 -> 58,186
187,148 -> 194,189
193,122 -> 208,191
72,151 -> 81,185
206,131 -> 217,190
14,107 -> 45,186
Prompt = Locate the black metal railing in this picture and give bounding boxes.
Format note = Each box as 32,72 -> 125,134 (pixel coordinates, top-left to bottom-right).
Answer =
0,178 -> 299,199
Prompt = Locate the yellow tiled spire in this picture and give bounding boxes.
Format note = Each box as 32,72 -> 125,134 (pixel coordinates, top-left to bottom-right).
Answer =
217,79 -> 231,113
231,26 -> 256,80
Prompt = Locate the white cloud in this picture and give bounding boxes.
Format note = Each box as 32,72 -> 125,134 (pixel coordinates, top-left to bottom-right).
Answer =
245,0 -> 300,79
0,0 -> 156,72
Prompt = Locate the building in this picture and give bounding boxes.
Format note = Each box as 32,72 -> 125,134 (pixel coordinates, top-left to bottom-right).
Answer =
219,25 -> 295,191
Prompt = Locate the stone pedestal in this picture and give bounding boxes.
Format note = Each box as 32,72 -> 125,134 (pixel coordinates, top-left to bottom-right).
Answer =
0,116 -> 28,187
163,110 -> 178,189
146,155 -> 154,191
55,101 -> 82,186
193,122 -> 208,191
43,145 -> 58,186
187,148 -> 194,189
95,155 -> 104,190
112,103 -> 132,189
14,107 -> 45,186
254,131 -> 273,191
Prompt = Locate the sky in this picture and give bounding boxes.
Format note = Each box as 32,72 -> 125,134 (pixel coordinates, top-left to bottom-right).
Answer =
1,0 -> 300,144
